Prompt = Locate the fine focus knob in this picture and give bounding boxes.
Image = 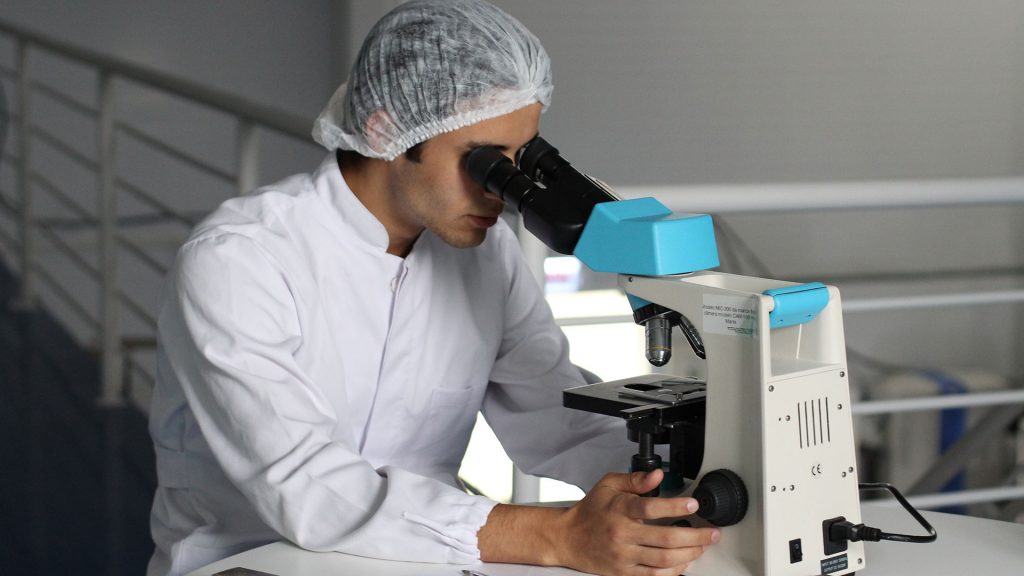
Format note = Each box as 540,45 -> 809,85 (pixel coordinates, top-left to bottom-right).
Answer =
693,469 -> 748,527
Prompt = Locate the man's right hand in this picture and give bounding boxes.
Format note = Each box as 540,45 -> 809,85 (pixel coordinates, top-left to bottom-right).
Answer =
478,468 -> 720,576
554,469 -> 719,575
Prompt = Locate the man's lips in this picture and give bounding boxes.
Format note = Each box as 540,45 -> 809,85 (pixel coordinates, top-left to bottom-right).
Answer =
468,214 -> 500,228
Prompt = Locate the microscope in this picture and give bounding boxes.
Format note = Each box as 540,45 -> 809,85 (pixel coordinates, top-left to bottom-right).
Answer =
467,138 -> 871,576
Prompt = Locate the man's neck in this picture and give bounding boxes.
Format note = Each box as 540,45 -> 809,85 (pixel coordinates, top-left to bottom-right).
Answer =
337,150 -> 420,257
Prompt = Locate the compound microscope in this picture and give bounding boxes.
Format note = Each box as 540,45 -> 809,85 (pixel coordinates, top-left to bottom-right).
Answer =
467,138 -> 935,576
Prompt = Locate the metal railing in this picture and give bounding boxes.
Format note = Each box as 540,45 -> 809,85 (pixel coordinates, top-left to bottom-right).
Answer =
618,178 -> 1024,214
0,18 -> 320,407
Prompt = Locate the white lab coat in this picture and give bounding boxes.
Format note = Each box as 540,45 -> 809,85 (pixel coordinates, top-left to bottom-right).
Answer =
147,153 -> 635,576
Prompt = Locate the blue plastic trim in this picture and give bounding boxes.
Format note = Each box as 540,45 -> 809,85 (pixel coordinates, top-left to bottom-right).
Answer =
921,370 -> 967,514
626,294 -> 651,311
763,282 -> 830,329
574,198 -> 720,276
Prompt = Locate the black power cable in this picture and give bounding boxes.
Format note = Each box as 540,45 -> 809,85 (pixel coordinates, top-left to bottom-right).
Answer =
829,483 -> 938,545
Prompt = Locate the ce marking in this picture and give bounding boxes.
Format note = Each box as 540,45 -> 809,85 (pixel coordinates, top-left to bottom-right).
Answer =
810,463 -> 823,477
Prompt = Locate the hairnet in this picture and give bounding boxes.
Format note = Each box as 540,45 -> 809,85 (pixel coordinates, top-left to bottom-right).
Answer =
312,0 -> 552,161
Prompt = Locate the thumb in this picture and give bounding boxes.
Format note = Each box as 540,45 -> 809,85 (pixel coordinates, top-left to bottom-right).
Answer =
602,468 -> 663,494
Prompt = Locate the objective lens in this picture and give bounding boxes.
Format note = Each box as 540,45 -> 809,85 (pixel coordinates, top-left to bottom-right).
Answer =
645,317 -> 673,367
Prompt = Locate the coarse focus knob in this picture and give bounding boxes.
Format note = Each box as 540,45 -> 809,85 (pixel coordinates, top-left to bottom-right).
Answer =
693,469 -> 748,527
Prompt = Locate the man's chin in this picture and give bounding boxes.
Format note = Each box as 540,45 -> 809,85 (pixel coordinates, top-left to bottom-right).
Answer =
437,228 -> 487,249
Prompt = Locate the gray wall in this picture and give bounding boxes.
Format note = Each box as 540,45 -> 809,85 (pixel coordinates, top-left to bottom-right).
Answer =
494,0 -> 1024,185
1,1 -> 1022,384
2,0 -> 336,116
0,0 -> 342,347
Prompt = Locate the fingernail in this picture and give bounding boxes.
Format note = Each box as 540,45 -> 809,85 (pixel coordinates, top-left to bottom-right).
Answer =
686,499 -> 699,513
711,529 -> 721,543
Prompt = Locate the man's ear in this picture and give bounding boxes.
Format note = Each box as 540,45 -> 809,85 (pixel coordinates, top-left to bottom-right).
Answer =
364,110 -> 395,155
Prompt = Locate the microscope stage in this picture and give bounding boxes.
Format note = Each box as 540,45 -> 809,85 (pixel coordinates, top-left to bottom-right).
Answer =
563,374 -> 706,421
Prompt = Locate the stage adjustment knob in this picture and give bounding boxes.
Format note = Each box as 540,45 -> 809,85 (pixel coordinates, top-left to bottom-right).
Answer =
693,469 -> 748,527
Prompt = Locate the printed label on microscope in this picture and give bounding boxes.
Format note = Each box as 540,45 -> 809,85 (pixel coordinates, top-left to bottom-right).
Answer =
702,295 -> 757,337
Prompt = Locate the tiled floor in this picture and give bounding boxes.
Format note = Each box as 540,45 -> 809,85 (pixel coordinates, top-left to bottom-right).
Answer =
0,264 -> 156,575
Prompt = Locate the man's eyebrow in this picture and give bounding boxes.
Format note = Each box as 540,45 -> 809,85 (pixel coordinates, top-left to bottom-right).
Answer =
463,133 -> 539,152
464,140 -> 510,151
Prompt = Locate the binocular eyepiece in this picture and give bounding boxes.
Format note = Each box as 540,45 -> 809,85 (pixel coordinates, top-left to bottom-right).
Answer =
466,136 -> 616,255
468,137 -> 704,368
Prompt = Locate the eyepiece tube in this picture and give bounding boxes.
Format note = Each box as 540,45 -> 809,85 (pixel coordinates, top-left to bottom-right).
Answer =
516,135 -> 562,181
517,136 -> 618,206
465,146 -> 536,210
466,144 -> 592,255
467,138 -> 619,255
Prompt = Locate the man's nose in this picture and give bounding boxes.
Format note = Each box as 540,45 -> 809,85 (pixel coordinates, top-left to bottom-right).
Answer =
472,176 -> 502,202
481,187 -> 501,202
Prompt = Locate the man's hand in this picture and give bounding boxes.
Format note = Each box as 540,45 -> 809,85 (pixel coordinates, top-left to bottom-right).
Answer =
478,469 -> 720,575
556,469 -> 719,575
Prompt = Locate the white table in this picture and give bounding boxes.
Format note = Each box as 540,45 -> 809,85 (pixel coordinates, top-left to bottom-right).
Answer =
189,504 -> 1024,575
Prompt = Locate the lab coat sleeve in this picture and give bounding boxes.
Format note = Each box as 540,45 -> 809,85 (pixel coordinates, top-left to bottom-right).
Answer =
481,231 -> 636,492
161,232 -> 496,562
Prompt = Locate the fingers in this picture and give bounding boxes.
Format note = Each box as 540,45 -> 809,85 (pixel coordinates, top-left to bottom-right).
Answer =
573,472 -> 723,576
598,471 -> 705,521
644,546 -> 703,568
633,524 -> 720,549
622,493 -> 700,521
634,543 -> 706,570
599,469 -> 664,495
619,540 -> 708,576
628,564 -> 693,576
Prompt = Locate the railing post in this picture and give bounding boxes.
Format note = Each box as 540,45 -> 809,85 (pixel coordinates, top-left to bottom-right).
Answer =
511,218 -> 546,503
236,119 -> 260,196
13,38 -> 35,310
517,217 -> 547,289
97,70 -> 122,406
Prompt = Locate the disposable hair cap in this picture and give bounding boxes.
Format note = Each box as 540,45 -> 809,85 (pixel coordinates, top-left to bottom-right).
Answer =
312,0 -> 552,161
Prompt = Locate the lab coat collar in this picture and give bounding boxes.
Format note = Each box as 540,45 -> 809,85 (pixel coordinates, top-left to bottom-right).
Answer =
313,152 -> 392,253
313,152 -> 437,265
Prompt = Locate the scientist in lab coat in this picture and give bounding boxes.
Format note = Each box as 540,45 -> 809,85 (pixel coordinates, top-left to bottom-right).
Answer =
147,2 -> 718,575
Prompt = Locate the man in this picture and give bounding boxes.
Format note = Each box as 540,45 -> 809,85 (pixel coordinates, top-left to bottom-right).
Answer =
147,2 -> 718,575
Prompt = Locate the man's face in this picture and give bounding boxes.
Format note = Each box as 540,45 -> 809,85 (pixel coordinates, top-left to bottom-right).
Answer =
386,103 -> 542,250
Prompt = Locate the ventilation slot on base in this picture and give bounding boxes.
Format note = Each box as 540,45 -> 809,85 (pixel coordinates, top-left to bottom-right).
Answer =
797,397 -> 831,449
